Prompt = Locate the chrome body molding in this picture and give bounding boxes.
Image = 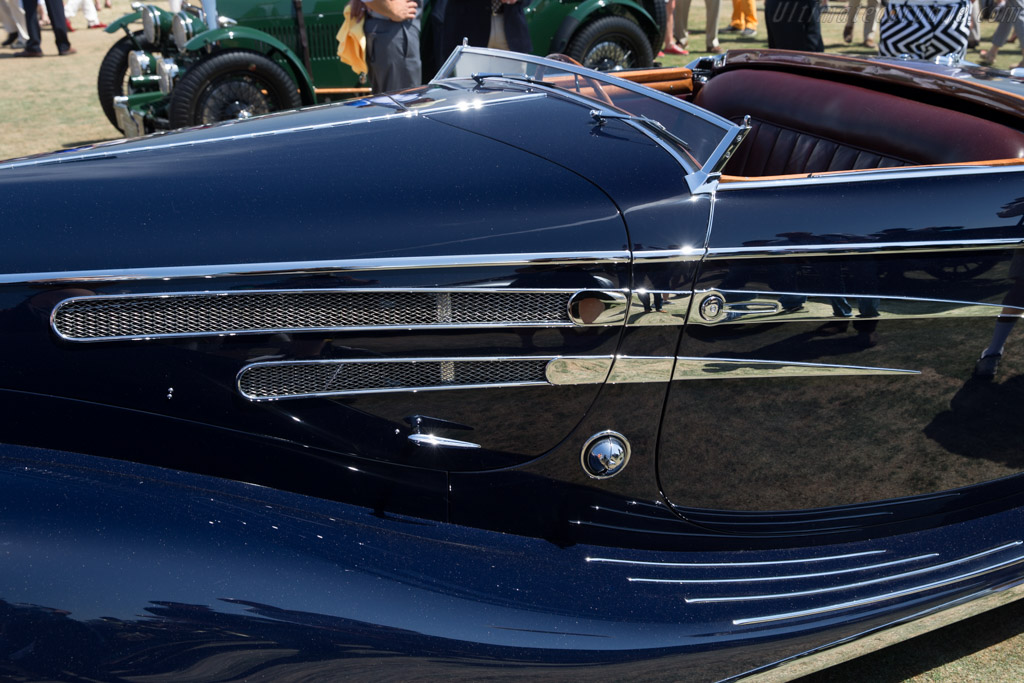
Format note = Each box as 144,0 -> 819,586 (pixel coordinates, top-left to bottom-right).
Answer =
240,354 -> 917,400
238,356 -> 557,401
0,251 -> 631,286
407,434 -> 482,449
623,291 -> 692,327
672,357 -> 918,380
567,290 -> 630,326
691,542 -> 1023,607
691,289 -> 1024,326
632,248 -> 706,264
545,356 -> 674,385
52,288 -> 621,342
586,549 -> 887,567
549,355 -> 915,386
627,553 -> 939,584
716,160 -> 1024,190
705,238 -> 1023,260
545,356 -> 616,385
731,543 -> 1024,626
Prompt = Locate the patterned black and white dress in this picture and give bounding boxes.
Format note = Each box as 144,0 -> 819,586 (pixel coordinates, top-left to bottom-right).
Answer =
879,0 -> 970,60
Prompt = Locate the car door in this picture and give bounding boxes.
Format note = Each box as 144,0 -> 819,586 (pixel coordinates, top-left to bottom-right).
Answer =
658,165 -> 1024,536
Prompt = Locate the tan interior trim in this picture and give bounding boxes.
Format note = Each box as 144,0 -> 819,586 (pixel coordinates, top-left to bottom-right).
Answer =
720,158 -> 1024,183
315,88 -> 373,95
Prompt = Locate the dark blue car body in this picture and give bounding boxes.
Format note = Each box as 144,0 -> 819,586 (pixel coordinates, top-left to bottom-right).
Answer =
3,47 -> 1024,680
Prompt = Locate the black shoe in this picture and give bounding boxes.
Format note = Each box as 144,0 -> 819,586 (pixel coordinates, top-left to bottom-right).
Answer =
13,49 -> 43,57
973,353 -> 1002,379
1,33 -> 17,47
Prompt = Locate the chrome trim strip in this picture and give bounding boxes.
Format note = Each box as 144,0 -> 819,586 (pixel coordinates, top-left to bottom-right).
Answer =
733,551 -> 1024,626
633,248 -> 706,264
690,289 -> 1022,326
435,46 -> 735,131
238,351 -> 916,400
624,292 -> 691,326
546,356 -> 677,385
51,287 -> 614,342
2,251 -> 631,286
688,122 -> 750,194
545,357 -> 615,385
688,541 -> 1022,605
672,357 -> 918,380
717,161 -> 1024,190
586,550 -> 886,567
627,554 -> 938,584
609,356 -> 676,384
705,238 -> 1022,260
238,355 -> 560,401
407,434 -> 481,449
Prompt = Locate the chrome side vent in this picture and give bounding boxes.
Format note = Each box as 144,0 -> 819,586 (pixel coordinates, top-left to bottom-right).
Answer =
52,289 -> 577,341
238,357 -> 552,400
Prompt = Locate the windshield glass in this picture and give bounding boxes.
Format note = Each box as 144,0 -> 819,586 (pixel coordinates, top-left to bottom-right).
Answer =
434,48 -> 735,168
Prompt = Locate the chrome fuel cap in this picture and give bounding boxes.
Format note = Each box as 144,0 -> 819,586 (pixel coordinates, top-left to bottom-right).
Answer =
581,431 -> 631,479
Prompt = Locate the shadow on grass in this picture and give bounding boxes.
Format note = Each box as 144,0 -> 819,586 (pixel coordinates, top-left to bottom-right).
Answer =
800,598 -> 1024,681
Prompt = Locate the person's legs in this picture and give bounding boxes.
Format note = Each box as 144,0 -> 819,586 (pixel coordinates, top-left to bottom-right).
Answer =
844,0 -> 862,41
674,0 -> 692,46
43,0 -> 71,51
20,0 -> 41,52
742,0 -> 757,29
706,0 -> 721,49
862,0 -> 879,42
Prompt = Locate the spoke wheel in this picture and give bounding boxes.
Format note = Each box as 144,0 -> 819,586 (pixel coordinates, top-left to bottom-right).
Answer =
566,16 -> 655,71
168,51 -> 302,129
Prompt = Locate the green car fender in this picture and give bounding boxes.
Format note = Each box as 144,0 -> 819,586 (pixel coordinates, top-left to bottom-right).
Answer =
183,26 -> 316,105
548,0 -> 660,55
104,11 -> 141,34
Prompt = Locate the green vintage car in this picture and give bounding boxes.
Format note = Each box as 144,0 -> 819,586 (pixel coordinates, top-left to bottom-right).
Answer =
101,0 -> 666,134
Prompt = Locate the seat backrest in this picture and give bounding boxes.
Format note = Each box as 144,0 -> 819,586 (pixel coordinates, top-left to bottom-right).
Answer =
694,69 -> 1024,177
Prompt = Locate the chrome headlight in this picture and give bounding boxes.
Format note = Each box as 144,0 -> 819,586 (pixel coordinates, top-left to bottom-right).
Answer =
157,58 -> 179,94
172,12 -> 195,52
127,50 -> 152,78
141,5 -> 162,44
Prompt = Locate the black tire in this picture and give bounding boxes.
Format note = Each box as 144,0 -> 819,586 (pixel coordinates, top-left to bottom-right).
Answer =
566,16 -> 655,71
167,51 -> 303,129
97,31 -> 153,132
640,0 -> 667,54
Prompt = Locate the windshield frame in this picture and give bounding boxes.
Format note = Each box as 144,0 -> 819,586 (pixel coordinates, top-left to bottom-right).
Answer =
433,46 -> 748,192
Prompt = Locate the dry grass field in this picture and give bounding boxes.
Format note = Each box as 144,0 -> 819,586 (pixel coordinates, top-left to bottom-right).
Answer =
2,2 -> 1024,680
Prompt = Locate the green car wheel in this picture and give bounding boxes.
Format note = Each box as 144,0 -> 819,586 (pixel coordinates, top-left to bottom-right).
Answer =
168,50 -> 303,128
567,16 -> 654,71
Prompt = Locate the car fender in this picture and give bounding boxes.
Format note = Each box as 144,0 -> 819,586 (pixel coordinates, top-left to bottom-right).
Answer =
104,11 -> 141,33
548,0 -> 658,55
183,26 -> 316,104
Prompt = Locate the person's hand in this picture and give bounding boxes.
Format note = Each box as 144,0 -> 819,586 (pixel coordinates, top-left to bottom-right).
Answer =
349,0 -> 366,21
365,0 -> 418,21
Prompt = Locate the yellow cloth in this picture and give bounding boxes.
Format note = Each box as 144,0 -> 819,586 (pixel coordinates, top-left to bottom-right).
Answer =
336,5 -> 367,75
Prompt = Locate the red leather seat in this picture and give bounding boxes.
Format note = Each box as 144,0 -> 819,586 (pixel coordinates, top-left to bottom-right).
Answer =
693,69 -> 1024,176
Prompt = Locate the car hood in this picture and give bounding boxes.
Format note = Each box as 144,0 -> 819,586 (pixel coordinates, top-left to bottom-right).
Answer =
0,83 -> 641,277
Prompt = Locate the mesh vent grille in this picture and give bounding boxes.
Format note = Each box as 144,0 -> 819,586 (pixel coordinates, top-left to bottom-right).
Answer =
238,358 -> 551,399
53,291 -> 572,340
